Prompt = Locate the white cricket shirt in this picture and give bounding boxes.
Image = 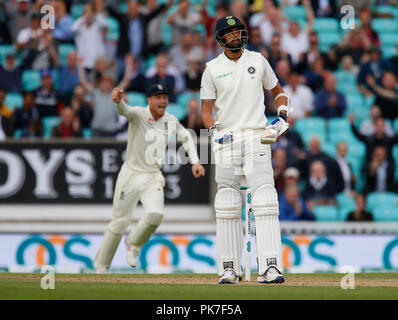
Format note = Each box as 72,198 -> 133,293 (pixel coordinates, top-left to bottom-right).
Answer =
115,101 -> 200,173
200,49 -> 278,130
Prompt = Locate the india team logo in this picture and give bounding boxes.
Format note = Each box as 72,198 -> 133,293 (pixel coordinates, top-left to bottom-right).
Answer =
248,67 -> 256,74
227,18 -> 236,25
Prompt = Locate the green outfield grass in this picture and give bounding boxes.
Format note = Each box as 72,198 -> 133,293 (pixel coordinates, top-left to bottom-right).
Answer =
1,273 -> 398,300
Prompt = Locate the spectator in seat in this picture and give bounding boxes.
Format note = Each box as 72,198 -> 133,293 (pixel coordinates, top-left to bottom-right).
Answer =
0,88 -> 13,138
245,26 -> 268,57
279,184 -> 314,221
169,31 -> 202,74
303,56 -> 325,92
13,90 -> 41,137
0,49 -> 36,93
275,58 -> 291,87
365,71 -> 398,121
1,0 -> 34,43
283,167 -> 301,189
349,114 -> 398,162
358,7 -> 380,48
360,104 -> 394,137
78,55 -> 132,137
310,0 -> 337,17
34,70 -> 64,118
363,145 -> 396,194
266,33 -> 293,72
124,56 -> 147,94
51,107 -> 82,138
72,2 -> 107,71
184,53 -> 202,92
70,85 -> 93,130
304,160 -> 338,211
280,0 -> 314,67
50,0 -> 74,44
314,72 -> 346,119
56,51 -> 80,105
166,0 -> 203,46
346,194 -> 374,222
335,141 -> 356,195
183,98 -> 204,136
273,148 -> 289,193
337,30 -> 367,66
357,47 -> 395,98
283,70 -> 314,119
146,54 -> 177,103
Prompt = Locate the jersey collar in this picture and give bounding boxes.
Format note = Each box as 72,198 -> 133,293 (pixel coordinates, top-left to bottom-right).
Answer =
222,49 -> 246,63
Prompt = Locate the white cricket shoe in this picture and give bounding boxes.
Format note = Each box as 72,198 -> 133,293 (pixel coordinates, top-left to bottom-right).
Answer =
125,241 -> 140,268
95,267 -> 108,274
257,267 -> 285,284
219,269 -> 239,284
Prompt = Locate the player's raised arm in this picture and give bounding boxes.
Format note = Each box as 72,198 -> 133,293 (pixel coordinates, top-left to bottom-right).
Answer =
112,88 -> 138,121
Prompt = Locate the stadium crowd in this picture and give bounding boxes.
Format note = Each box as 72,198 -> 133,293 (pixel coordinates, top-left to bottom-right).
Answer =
0,0 -> 397,220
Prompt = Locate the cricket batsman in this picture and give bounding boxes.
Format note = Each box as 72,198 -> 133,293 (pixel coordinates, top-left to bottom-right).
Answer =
94,84 -> 205,273
200,16 -> 290,284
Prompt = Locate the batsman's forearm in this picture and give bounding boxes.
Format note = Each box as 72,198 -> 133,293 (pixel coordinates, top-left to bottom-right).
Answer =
202,112 -> 215,130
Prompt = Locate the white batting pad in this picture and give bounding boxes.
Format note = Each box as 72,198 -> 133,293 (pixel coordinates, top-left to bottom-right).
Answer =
94,229 -> 123,269
252,184 -> 283,275
214,187 -> 243,276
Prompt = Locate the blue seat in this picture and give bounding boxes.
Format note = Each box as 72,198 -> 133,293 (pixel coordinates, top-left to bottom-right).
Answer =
334,70 -> 356,84
393,146 -> 398,181
42,116 -> 62,138
294,117 -> 327,146
4,93 -> 23,110
374,5 -> 398,18
328,118 -> 360,144
318,33 -> 341,52
106,16 -> 120,41
166,103 -> 187,121
313,205 -> 339,221
13,128 -> 23,138
372,18 -> 398,33
313,18 -> 339,33
70,3 -> 84,20
393,119 -> 398,133
0,44 -> 15,64
321,142 -> 336,158
83,128 -> 92,139
379,33 -> 398,46
336,82 -> 360,96
284,5 -> 307,21
382,46 -> 397,59
372,206 -> 398,222
336,193 -> 356,221
58,44 -> 75,65
126,92 -> 147,107
177,92 -> 200,109
366,192 -> 397,212
347,141 -> 366,159
22,70 -> 41,91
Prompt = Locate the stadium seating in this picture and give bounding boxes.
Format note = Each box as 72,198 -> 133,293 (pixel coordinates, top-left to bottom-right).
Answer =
379,33 -> 398,47
374,5 -> 398,19
22,70 -> 41,91
176,92 -> 200,109
372,207 -> 398,221
106,16 -> 120,41
371,18 -> 398,33
4,93 -> 23,111
0,44 -> 14,64
393,146 -> 398,181
58,44 -> 75,65
83,128 -> 92,139
166,103 -> 187,121
366,192 -> 397,212
284,5 -> 306,21
313,205 -> 339,221
333,70 -> 357,84
327,118 -> 359,144
336,193 -> 356,221
42,116 -> 62,138
126,92 -> 147,107
381,46 -> 397,59
313,17 -> 339,33
318,33 -> 341,52
294,117 -> 327,146
70,3 -> 84,20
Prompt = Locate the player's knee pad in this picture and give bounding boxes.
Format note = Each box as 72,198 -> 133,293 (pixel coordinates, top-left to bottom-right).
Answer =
214,187 -> 243,276
126,212 -> 164,248
215,186 -> 242,219
252,184 -> 279,217
144,211 -> 164,226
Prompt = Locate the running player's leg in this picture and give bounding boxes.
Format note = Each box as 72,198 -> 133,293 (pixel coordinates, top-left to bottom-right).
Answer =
243,133 -> 284,283
124,173 -> 165,267
94,165 -> 140,272
215,161 -> 244,284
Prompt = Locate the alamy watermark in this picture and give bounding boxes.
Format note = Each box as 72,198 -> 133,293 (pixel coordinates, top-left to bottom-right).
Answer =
40,5 -> 55,30
340,265 -> 355,290
40,265 -> 55,290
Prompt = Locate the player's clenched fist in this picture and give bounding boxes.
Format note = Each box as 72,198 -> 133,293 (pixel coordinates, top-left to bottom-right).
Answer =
112,88 -> 124,104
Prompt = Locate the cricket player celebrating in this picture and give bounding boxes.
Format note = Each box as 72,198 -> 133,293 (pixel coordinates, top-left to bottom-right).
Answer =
94,84 -> 205,273
201,16 -> 290,284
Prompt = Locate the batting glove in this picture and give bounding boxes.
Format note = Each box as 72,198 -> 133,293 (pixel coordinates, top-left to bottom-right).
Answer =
209,121 -> 233,144
261,116 -> 289,144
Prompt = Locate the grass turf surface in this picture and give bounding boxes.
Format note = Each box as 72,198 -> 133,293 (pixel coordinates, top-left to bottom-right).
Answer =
1,273 -> 398,300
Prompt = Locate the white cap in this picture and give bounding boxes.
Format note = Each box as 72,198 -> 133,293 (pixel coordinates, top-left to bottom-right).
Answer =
284,167 -> 300,178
